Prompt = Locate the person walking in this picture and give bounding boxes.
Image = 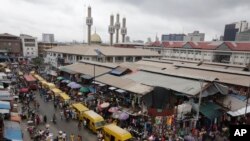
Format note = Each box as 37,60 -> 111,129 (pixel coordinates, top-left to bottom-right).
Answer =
44,115 -> 47,124
70,133 -> 75,141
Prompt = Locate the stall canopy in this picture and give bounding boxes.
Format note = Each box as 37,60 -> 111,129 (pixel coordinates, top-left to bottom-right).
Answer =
110,66 -> 130,76
199,102 -> 222,120
115,89 -> 126,93
96,74 -> 153,95
4,121 -> 23,141
0,109 -> 10,114
0,100 -> 11,109
80,87 -> 89,93
23,74 -> 36,82
46,83 -> 56,89
5,68 -> 11,73
59,66 -> 78,74
227,105 -> 250,117
216,95 -> 247,111
81,74 -> 93,80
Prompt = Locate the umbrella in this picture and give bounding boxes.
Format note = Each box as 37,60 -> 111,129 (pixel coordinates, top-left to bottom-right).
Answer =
19,88 -> 29,93
80,87 -> 89,93
108,107 -> 119,113
56,76 -> 64,80
67,82 -> 76,87
112,111 -> 122,119
100,102 -> 110,108
70,83 -> 82,89
61,80 -> 71,83
84,95 -> 95,102
119,112 -> 129,120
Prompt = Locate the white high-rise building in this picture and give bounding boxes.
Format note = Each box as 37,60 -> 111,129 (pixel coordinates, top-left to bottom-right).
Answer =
42,33 -> 55,43
20,34 -> 38,58
184,31 -> 205,41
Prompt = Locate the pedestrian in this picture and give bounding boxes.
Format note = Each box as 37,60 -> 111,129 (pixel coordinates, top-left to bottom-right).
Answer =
70,133 -> 75,141
77,135 -> 82,141
78,121 -> 82,130
62,131 -> 67,141
83,119 -> 87,128
60,111 -> 64,120
44,115 -> 47,124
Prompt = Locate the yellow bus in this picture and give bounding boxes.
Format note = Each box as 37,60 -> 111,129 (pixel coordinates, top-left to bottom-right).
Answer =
71,103 -> 89,120
82,110 -> 106,133
102,124 -> 132,141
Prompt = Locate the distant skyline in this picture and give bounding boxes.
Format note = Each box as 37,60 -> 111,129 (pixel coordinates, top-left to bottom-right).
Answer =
0,0 -> 249,42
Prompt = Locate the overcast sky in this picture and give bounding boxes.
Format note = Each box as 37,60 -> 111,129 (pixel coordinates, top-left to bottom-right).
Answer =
0,0 -> 249,42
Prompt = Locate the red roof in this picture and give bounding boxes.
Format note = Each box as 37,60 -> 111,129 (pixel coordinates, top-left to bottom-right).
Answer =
188,41 -> 223,50
224,42 -> 250,51
24,75 -> 36,82
150,41 -> 161,47
162,41 -> 186,48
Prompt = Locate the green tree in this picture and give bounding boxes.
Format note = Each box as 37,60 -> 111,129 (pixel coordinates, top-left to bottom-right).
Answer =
32,57 -> 44,66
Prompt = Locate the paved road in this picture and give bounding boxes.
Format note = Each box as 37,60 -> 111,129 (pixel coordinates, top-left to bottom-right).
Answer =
21,91 -> 98,141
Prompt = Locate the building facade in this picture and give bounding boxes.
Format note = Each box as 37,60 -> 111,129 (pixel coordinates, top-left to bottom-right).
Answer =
42,33 -> 55,43
161,34 -> 185,41
236,29 -> 250,41
45,45 -> 161,67
0,33 -> 22,60
145,41 -> 250,66
20,34 -> 38,58
223,21 -> 249,41
183,31 -> 205,41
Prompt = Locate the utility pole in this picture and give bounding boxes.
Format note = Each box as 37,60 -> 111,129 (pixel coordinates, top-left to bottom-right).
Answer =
194,79 -> 204,128
245,83 -> 250,116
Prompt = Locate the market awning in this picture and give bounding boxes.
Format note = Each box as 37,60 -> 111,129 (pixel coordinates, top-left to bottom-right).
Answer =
0,109 -> 10,114
110,66 -> 130,76
115,89 -> 126,93
59,66 -> 78,74
5,68 -> 11,73
109,87 -> 117,90
81,74 -> 93,80
227,105 -> 250,117
0,101 -> 11,109
200,102 -> 222,120
4,121 -> 23,141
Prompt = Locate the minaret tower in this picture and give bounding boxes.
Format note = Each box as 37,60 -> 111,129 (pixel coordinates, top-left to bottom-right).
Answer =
108,15 -> 115,46
86,6 -> 93,45
121,17 -> 127,43
115,14 -> 120,43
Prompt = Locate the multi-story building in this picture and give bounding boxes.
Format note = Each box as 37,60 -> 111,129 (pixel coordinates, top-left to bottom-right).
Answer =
183,31 -> 205,41
160,41 -> 250,65
44,45 -> 161,67
38,42 -> 58,57
20,34 -> 38,58
0,33 -> 22,61
161,34 -> 185,41
236,29 -> 250,41
42,33 -> 55,43
223,21 -> 249,41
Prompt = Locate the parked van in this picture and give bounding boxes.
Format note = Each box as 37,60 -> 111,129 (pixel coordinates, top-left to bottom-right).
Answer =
71,103 -> 89,120
102,124 -> 132,141
82,110 -> 106,133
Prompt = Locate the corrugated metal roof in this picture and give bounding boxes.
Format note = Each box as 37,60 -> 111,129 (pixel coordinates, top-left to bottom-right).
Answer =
125,71 -> 207,96
60,63 -> 111,76
95,74 -> 153,95
46,45 -> 161,56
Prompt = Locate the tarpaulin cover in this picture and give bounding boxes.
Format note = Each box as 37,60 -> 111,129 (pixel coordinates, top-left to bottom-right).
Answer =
142,87 -> 176,109
4,121 -> 23,141
0,100 -> 11,109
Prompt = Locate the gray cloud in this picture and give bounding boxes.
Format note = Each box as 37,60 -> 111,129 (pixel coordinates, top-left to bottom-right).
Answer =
0,0 -> 249,42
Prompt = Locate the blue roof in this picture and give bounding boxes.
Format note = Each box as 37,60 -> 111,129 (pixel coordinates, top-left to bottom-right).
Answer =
0,101 -> 10,109
4,121 -> 23,141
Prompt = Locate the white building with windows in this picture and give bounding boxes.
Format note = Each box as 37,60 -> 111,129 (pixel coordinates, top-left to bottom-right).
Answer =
20,34 -> 38,58
145,41 -> 250,66
45,45 -> 161,67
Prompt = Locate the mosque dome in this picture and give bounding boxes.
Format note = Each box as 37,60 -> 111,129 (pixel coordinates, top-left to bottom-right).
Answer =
91,32 -> 102,44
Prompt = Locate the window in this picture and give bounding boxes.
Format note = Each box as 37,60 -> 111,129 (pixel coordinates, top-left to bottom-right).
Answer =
27,48 -> 29,50
8,42 -> 11,46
